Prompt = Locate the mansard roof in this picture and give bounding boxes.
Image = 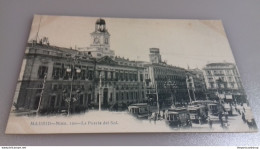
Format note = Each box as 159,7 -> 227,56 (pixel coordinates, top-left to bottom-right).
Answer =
96,56 -> 118,66
206,62 -> 235,67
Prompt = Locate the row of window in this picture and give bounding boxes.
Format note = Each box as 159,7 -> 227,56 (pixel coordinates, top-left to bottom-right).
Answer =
38,66 -> 144,82
51,84 -> 89,91
207,76 -> 236,82
50,83 -> 144,92
206,69 -> 237,76
156,80 -> 187,88
52,67 -> 94,80
97,70 -> 143,81
209,82 -> 236,89
48,93 -> 88,108
154,67 -> 184,75
155,75 -> 185,82
115,91 -> 145,101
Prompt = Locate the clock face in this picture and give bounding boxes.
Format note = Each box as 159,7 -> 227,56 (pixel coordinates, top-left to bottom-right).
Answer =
94,37 -> 100,43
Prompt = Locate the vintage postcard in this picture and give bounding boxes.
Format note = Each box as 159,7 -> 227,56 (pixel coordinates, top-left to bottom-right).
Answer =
5,15 -> 257,134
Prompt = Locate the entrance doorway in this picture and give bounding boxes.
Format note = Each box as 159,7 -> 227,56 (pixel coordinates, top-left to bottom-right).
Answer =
50,96 -> 56,109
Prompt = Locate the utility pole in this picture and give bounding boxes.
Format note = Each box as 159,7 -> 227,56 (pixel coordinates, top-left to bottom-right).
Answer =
99,73 -> 102,111
36,73 -> 47,116
155,82 -> 159,114
67,64 -> 74,116
35,16 -> 42,43
65,55 -> 81,116
192,87 -> 196,101
191,76 -> 196,101
164,80 -> 177,106
186,75 -> 192,104
187,87 -> 192,104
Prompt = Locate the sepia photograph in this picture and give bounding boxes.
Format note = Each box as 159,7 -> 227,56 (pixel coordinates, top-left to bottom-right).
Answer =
5,15 -> 258,134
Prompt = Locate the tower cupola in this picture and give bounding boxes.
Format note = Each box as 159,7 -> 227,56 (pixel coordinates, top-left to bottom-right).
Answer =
95,18 -> 106,32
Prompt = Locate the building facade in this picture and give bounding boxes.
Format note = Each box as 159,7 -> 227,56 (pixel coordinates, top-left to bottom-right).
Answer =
144,48 -> 189,106
16,43 -> 95,114
15,18 -> 246,115
92,56 -> 146,109
14,18 -> 146,114
203,62 -> 246,103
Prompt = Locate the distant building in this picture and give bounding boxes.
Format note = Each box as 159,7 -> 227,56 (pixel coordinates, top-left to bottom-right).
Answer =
144,48 -> 189,106
203,62 -> 246,103
149,48 -> 162,64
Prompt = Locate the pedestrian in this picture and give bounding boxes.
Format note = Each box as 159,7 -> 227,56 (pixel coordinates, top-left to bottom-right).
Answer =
153,113 -> 157,124
199,117 -> 202,125
208,118 -> 213,129
252,119 -> 257,129
224,121 -> 229,129
219,113 -> 224,128
242,112 -> 246,123
247,121 -> 252,129
162,110 -> 165,119
158,112 -> 161,120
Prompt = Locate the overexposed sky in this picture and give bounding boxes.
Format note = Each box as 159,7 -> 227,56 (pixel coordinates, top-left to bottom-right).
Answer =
28,15 -> 236,69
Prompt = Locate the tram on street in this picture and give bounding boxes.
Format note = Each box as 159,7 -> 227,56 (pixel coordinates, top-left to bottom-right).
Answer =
128,103 -> 150,119
207,103 -> 218,116
165,107 -> 192,127
187,105 -> 208,123
223,103 -> 233,115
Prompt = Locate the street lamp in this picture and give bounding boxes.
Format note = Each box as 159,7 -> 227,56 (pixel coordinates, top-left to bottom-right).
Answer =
98,73 -> 103,111
216,77 -> 224,104
164,80 -> 177,106
64,54 -> 81,116
146,81 -> 160,117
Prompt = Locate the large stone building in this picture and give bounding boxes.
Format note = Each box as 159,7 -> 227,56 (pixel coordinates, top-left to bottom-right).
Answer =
92,56 -> 146,109
203,62 -> 246,103
16,43 -> 94,114
14,19 -> 146,114
144,48 -> 189,106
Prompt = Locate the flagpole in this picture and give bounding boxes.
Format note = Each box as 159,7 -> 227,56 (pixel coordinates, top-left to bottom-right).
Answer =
155,82 -> 159,114
186,75 -> 192,104
99,74 -> 102,111
36,16 -> 42,43
36,73 -> 47,116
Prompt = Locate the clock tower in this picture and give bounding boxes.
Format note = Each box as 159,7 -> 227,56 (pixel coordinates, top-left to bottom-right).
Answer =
86,18 -> 115,59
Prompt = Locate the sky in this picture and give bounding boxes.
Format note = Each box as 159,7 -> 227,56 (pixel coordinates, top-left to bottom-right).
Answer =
28,15 -> 236,69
